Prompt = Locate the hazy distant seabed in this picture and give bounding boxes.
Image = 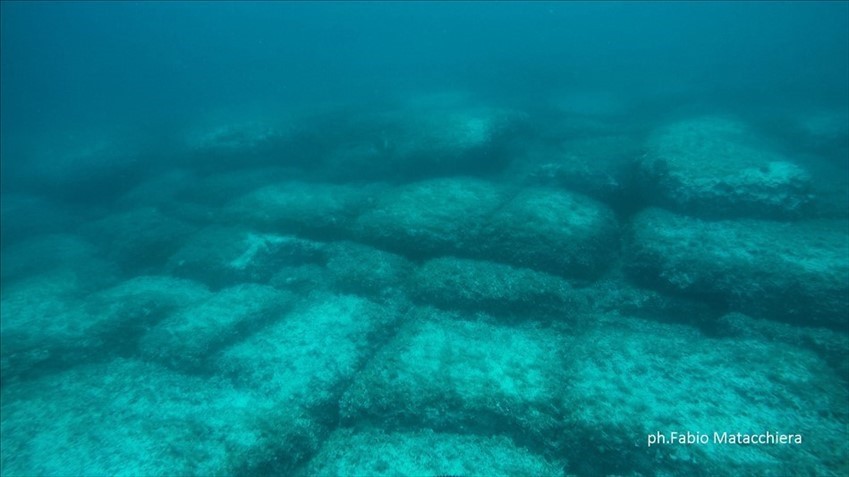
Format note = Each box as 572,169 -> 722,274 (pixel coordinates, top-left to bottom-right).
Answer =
1,2 -> 848,476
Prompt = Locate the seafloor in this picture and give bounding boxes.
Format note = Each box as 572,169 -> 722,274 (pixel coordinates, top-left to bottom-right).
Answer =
1,92 -> 848,476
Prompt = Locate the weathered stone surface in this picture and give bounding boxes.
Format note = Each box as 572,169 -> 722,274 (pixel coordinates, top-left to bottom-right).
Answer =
626,208 -> 849,327
639,116 -> 813,218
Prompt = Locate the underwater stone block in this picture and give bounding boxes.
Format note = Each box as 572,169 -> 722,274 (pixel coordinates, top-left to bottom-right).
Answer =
380,106 -> 523,177
216,293 -> 405,406
0,270 -> 92,384
793,109 -> 849,155
714,312 -> 849,383
0,358 -> 308,477
560,317 -> 848,476
77,207 -> 197,273
83,275 -> 213,335
639,116 -> 813,219
181,120 -> 295,171
224,181 -> 384,239
339,308 -> 571,451
0,233 -> 106,284
317,102 -> 525,181
516,133 -> 642,209
480,187 -> 620,280
268,264 -> 331,295
140,284 -> 293,371
215,293 -> 409,475
186,120 -> 284,152
12,136 -> 147,202
577,273 -> 716,327
408,256 -> 576,318
301,427 -> 563,477
353,177 -> 507,258
625,208 -> 849,328
175,167 -> 299,208
0,275 -> 209,384
167,226 -> 326,289
324,241 -> 414,299
0,195 -> 83,249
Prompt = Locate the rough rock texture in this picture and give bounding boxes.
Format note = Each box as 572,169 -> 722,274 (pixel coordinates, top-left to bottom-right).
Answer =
225,181 -> 384,239
0,233 -> 109,284
167,226 -> 326,289
713,312 -> 849,383
340,308 -> 571,453
78,207 -> 196,273
0,195 -> 85,248
560,317 -> 849,476
217,293 -> 404,404
408,256 -> 576,318
514,133 -> 643,210
324,241 -> 413,299
625,208 -> 849,327
480,187 -> 620,280
639,116 -> 813,218
0,275 -> 210,384
140,284 -> 293,371
318,99 -> 525,181
353,177 -> 507,258
0,358 -> 320,477
354,179 -> 619,280
182,119 -> 294,171
301,428 -> 563,477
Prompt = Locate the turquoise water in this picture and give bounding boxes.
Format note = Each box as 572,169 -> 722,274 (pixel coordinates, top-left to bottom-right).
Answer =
1,2 -> 848,476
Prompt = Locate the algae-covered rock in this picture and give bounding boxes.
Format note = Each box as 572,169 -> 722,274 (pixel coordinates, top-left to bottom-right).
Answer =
340,308 -> 571,448
480,187 -> 620,280
355,179 -> 619,280
217,293 -> 404,404
301,428 -> 563,477
626,208 -> 849,327
639,116 -> 813,218
318,97 -> 525,180
408,256 -> 575,318
325,241 -> 413,298
0,274 -> 208,383
353,177 -> 507,258
0,358 -> 307,477
78,207 -> 196,273
560,317 -> 849,476
140,284 -> 293,371
0,233 -> 106,284
225,181 -> 383,239
167,226 -> 325,289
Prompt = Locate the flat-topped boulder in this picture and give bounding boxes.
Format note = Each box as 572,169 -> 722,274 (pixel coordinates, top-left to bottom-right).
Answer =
216,293 -> 405,405
0,358 -> 319,476
339,308 -> 571,449
639,116 -> 813,218
354,179 -> 619,280
480,187 -> 619,279
319,97 -> 525,180
324,241 -> 413,299
167,226 -> 326,289
408,256 -> 576,318
560,317 -> 848,476
225,181 -> 383,239
625,208 -> 849,328
77,207 -> 196,273
352,177 -> 507,258
1,275 -> 209,383
140,284 -> 293,372
301,428 -> 562,477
